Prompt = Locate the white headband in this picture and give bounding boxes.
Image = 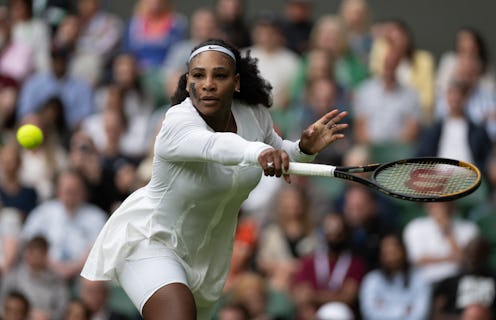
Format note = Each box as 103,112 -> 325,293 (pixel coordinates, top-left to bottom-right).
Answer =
188,45 -> 236,63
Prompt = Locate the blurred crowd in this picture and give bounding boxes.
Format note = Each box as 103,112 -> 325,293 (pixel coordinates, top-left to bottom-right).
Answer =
0,0 -> 495,319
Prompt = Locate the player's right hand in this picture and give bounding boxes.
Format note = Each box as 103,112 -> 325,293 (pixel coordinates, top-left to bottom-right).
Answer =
258,148 -> 291,183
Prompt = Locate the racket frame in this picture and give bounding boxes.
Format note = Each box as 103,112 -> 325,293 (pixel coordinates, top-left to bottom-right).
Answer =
287,157 -> 481,202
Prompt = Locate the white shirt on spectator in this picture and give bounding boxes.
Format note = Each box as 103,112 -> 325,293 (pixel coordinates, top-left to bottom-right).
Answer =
354,78 -> 421,143
403,216 -> 478,284
22,200 -> 107,262
438,118 -> 474,164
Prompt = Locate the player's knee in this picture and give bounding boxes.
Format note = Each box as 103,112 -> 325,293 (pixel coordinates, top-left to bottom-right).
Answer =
142,283 -> 196,320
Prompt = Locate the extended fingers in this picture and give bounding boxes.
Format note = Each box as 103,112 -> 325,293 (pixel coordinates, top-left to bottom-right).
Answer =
318,109 -> 340,126
321,110 -> 348,127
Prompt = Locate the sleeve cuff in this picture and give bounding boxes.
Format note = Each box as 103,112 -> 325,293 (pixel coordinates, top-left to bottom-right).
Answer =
294,140 -> 317,163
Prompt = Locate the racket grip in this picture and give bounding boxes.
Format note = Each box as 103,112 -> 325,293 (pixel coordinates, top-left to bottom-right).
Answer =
286,162 -> 336,177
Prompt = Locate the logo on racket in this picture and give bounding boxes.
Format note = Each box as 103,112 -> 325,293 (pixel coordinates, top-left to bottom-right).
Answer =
404,167 -> 454,194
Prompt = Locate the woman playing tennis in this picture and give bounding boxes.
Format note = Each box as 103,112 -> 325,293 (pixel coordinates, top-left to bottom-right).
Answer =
81,38 -> 347,320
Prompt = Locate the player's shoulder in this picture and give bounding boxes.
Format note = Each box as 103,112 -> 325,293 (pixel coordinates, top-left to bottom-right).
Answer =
166,98 -> 194,116
163,98 -> 202,124
235,101 -> 270,121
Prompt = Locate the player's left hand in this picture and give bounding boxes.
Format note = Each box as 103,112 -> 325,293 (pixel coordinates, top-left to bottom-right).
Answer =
299,109 -> 348,155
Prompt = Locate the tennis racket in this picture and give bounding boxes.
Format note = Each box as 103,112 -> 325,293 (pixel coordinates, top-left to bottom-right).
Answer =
283,157 -> 481,202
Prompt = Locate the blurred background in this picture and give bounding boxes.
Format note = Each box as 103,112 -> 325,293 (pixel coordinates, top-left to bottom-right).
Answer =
105,0 -> 496,63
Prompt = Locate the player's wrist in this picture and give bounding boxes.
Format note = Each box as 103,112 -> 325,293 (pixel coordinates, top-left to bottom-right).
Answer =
298,141 -> 313,155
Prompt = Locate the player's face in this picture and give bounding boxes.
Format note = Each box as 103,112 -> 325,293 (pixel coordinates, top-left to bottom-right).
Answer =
186,51 -> 240,118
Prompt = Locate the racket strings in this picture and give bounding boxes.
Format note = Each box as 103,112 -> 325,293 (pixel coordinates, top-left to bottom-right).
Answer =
374,162 -> 479,197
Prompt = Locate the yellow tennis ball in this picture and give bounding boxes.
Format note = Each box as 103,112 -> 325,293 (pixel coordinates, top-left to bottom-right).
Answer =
16,124 -> 44,149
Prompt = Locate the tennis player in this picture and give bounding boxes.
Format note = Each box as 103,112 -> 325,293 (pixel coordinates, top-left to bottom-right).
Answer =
81,38 -> 347,320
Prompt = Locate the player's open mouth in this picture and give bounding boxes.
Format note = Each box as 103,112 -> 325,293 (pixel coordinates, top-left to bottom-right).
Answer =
201,97 -> 219,105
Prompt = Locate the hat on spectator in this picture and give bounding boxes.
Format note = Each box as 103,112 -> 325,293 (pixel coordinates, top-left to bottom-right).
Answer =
315,302 -> 354,320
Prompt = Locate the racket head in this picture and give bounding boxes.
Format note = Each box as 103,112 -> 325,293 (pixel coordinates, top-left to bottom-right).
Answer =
371,157 -> 481,202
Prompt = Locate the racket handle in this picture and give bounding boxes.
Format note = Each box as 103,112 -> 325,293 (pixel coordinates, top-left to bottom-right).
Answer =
286,162 -> 336,177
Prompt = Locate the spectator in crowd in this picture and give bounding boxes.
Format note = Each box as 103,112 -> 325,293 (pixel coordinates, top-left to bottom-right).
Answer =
7,0 -> 51,74
292,213 -> 367,320
95,100 -> 128,161
1,290 -> 30,320
435,54 -> 496,142
17,114 -> 68,201
82,84 -> 149,162
299,74 -> 342,130
0,235 -> 70,320
298,77 -> 350,165
469,148 -> 496,273
59,0 -> 123,87
122,0 -> 187,107
338,0 -> 374,66
96,52 -> 154,152
0,75 -> 19,138
163,7 -> 221,99
307,14 -> 369,92
280,0 -> 314,56
0,141 -> 38,218
353,46 -> 421,145
21,169 -> 107,281
336,185 -> 397,270
77,278 -> 131,320
257,185 -> 319,292
52,14 -> 80,57
75,0 -> 123,66
0,204 -> 22,277
403,202 -> 479,284
216,302 -> 249,320
214,0 -> 251,49
110,160 -> 139,213
0,9 -> 34,83
432,236 -> 496,319
63,299 -> 92,320
36,96 -> 71,148
369,18 -> 435,123
460,303 -> 493,320
98,52 -> 152,116
32,0 -> 73,35
122,0 -> 187,70
290,48 -> 337,107
67,130 -> 116,214
359,233 -> 431,320
436,26 -> 495,94
17,45 -> 95,131
243,11 -> 300,112
223,272 -> 296,320
416,78 -> 492,172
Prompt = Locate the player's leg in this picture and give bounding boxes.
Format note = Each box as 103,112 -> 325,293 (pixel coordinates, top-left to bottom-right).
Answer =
117,252 -> 194,320
142,283 -> 196,320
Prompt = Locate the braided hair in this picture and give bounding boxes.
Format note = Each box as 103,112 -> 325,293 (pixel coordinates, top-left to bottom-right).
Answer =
170,38 -> 273,108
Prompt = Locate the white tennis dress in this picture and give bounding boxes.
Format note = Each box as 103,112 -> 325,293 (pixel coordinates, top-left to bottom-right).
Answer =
81,98 -> 314,314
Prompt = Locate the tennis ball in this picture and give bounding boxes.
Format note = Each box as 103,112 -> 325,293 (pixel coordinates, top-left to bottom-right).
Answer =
16,124 -> 44,149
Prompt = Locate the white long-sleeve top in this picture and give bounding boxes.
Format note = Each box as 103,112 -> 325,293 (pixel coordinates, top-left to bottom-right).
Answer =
81,98 -> 314,304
